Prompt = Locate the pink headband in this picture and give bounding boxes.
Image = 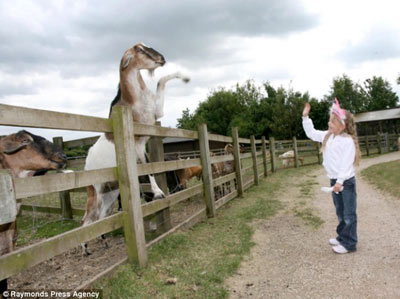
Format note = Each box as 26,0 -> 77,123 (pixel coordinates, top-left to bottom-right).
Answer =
330,98 -> 346,124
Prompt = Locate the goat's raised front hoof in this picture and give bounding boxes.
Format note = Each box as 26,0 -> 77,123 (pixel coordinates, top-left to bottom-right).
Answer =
153,191 -> 166,200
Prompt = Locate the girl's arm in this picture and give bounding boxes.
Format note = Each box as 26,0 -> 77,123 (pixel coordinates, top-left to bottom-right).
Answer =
302,102 -> 327,143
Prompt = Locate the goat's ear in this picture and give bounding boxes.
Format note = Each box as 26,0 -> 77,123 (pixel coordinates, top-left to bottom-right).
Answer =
121,54 -> 134,70
3,138 -> 32,155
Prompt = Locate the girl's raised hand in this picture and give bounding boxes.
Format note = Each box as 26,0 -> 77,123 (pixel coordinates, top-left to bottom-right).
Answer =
303,102 -> 311,117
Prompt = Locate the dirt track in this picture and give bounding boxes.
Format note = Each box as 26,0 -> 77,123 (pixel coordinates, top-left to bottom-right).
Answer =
226,152 -> 400,299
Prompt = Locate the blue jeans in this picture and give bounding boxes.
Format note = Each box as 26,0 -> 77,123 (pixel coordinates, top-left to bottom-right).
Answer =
330,176 -> 357,251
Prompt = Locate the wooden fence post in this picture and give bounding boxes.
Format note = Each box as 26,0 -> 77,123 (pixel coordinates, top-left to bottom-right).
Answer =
293,137 -> 299,168
383,133 -> 389,153
198,123 -> 216,218
377,134 -> 382,155
316,142 -> 322,164
53,136 -> 73,219
269,137 -> 277,172
147,121 -> 172,234
365,136 -> 370,156
250,136 -> 259,185
112,106 -> 147,267
261,136 -> 268,177
232,127 -> 244,197
0,170 -> 17,226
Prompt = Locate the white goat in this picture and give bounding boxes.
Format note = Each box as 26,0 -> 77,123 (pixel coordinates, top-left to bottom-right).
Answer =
278,150 -> 304,168
81,43 -> 190,255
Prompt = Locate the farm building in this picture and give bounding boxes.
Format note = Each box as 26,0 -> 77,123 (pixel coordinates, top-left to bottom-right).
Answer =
162,137 -> 227,157
355,107 -> 400,136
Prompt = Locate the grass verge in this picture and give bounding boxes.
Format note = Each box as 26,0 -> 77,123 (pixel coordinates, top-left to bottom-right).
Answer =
98,166 -> 322,299
361,159 -> 400,199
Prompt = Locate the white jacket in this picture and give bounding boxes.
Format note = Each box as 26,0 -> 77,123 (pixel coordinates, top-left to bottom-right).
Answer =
302,116 -> 355,184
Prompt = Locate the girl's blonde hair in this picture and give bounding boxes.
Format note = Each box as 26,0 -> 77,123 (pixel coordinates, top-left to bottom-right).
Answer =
321,111 -> 361,165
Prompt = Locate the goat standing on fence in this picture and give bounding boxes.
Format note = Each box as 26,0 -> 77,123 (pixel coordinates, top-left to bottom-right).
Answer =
82,43 -> 190,255
0,130 -> 66,295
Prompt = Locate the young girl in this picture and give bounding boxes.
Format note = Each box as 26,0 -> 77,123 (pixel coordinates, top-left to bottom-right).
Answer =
302,98 -> 361,254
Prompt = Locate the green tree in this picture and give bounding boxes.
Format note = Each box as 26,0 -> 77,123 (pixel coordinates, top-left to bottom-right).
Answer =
325,74 -> 366,113
361,76 -> 399,111
176,108 -> 197,130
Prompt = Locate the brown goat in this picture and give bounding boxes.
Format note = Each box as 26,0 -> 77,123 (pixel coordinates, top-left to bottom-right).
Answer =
177,165 -> 203,189
0,130 -> 66,293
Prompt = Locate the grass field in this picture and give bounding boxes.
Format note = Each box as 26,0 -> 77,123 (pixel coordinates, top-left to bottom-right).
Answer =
361,159 -> 400,200
96,166 -> 320,299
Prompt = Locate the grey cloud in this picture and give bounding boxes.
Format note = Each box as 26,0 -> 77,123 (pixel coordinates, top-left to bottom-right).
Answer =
0,0 -> 318,76
339,27 -> 400,65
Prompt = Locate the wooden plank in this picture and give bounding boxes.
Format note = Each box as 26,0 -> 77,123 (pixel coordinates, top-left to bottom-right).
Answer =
147,122 -> 172,234
0,170 -> 17,225
316,142 -> 322,164
0,104 -> 112,132
14,168 -> 117,199
146,207 -> 207,249
141,184 -> 203,217
208,133 -> 233,143
53,136 -> 73,219
112,106 -> 147,267
76,257 -> 128,291
269,137 -> 277,172
293,137 -> 299,168
133,123 -> 198,139
250,136 -> 259,185
66,158 -> 86,169
137,158 -> 201,176
238,137 -> 251,144
242,165 -> 253,173
198,124 -> 216,218
210,154 -> 234,164
232,127 -> 244,197
244,178 -> 254,190
0,213 -> 123,281
20,205 -> 86,217
261,136 -> 268,177
63,136 -> 100,149
213,172 -> 236,187
215,190 -> 238,209
240,152 -> 252,159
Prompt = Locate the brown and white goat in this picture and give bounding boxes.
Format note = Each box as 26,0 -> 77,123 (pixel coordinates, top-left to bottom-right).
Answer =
0,130 -> 66,294
82,43 -> 190,255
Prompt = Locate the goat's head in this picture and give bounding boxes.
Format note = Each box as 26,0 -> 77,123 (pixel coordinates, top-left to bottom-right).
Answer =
224,144 -> 233,154
0,130 -> 67,177
120,43 -> 166,75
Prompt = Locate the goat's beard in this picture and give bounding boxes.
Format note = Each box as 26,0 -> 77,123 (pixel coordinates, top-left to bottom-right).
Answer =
147,69 -> 155,77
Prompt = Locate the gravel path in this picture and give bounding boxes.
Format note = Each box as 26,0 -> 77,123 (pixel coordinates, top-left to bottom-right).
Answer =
226,152 -> 400,299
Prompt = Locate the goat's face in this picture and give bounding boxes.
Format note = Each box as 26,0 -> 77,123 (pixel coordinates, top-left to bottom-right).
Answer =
224,144 -> 233,154
0,130 -> 67,177
120,43 -> 166,74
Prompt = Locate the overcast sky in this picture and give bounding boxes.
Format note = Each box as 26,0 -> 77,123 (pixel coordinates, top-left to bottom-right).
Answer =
1,0 -> 399,141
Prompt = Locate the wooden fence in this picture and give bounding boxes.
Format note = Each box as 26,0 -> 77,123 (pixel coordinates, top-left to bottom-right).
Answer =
0,103 -> 398,286
0,103 -> 270,284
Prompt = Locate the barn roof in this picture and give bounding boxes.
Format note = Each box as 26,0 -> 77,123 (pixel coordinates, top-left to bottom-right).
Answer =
355,107 -> 400,123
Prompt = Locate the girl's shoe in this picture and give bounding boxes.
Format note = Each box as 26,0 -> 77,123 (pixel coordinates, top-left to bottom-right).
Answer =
332,244 -> 348,254
329,238 -> 340,246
